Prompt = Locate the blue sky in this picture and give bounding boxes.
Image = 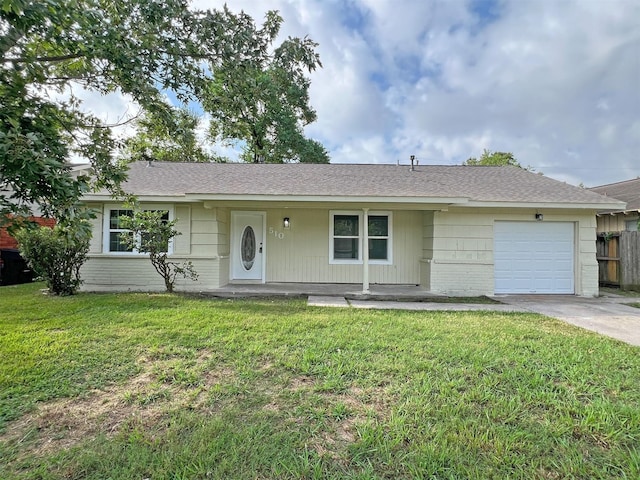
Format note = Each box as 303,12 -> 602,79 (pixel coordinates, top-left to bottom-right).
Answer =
95,0 -> 640,186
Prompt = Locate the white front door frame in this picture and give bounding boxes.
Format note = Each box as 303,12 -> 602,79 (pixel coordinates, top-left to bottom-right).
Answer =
230,211 -> 266,283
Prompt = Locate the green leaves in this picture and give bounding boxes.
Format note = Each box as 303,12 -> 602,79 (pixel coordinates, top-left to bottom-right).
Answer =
119,209 -> 198,293
1,1 -> 330,224
123,108 -> 220,163
14,219 -> 91,295
202,12 -> 328,164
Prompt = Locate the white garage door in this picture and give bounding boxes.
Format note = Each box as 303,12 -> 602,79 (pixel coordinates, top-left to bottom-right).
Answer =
494,222 -> 574,294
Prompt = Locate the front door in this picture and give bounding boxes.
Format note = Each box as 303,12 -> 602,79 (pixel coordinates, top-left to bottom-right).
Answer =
231,212 -> 265,282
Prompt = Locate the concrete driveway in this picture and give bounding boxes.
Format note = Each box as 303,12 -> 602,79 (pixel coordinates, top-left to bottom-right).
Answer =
496,295 -> 640,347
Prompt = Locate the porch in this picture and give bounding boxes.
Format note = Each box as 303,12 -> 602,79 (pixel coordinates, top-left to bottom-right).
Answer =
200,283 -> 444,300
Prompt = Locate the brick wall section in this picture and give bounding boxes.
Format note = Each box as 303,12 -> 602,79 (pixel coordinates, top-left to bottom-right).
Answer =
0,217 -> 56,250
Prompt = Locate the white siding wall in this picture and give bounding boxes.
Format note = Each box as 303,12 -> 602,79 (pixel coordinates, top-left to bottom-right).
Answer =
80,256 -> 221,292
426,208 -> 599,296
81,201 -> 599,296
263,208 -> 422,284
419,211 -> 434,289
81,202 -> 229,291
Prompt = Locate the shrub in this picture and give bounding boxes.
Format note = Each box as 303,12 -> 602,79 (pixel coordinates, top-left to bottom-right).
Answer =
15,220 -> 90,295
120,210 -> 198,293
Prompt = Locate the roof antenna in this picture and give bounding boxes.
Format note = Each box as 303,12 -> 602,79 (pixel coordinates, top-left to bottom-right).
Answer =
410,155 -> 415,172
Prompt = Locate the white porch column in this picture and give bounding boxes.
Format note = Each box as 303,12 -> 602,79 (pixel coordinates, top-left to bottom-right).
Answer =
362,207 -> 370,294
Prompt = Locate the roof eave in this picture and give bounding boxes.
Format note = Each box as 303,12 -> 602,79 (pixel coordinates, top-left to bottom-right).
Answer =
596,208 -> 640,216
83,194 -> 188,203
465,201 -> 626,210
183,194 -> 470,204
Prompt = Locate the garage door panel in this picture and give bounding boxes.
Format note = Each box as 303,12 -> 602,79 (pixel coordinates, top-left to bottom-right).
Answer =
494,222 -> 574,294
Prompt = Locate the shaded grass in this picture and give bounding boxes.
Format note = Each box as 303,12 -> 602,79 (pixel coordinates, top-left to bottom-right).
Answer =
1,282 -> 639,479
600,287 -> 640,298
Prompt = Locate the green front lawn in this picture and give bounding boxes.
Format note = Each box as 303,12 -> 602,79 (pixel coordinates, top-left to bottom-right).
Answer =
1,283 -> 638,479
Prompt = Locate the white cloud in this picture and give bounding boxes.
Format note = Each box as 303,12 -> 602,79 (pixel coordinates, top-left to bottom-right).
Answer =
130,1 -> 640,184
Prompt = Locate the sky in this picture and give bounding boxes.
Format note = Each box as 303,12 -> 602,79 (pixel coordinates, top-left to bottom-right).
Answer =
92,0 -> 640,187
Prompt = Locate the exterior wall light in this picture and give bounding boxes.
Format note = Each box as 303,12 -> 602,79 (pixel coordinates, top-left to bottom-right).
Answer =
535,213 -> 544,221
283,217 -> 291,229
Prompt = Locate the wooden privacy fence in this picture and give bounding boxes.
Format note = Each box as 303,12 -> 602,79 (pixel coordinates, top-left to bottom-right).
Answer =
596,231 -> 640,291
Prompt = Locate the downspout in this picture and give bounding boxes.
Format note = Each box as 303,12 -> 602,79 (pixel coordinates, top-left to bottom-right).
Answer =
362,207 -> 370,294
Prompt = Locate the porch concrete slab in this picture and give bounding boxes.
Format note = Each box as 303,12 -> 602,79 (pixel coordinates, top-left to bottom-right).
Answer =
202,283 -> 442,300
496,295 -> 640,347
348,300 -> 528,312
308,296 -> 350,307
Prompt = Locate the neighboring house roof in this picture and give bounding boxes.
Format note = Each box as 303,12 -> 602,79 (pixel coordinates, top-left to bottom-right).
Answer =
85,161 -> 624,209
589,178 -> 640,213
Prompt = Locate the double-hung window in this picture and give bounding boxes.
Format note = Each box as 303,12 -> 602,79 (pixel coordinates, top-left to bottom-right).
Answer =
103,206 -> 172,254
368,215 -> 390,261
329,211 -> 392,264
333,214 -> 360,260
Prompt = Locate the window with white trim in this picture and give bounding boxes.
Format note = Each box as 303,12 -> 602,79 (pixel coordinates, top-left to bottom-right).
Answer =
368,215 -> 390,261
329,211 -> 392,264
108,209 -> 134,252
103,206 -> 172,254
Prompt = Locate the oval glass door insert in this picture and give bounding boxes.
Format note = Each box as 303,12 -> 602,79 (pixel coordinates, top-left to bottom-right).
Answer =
241,226 -> 256,270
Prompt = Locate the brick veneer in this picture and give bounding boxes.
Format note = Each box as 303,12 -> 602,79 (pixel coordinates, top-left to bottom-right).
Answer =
0,217 -> 56,250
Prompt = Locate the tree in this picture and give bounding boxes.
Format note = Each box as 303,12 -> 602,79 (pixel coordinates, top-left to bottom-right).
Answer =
119,210 -> 198,293
2,2 -> 321,224
15,219 -> 91,295
463,150 -> 523,167
204,11 -> 329,164
123,108 -> 222,163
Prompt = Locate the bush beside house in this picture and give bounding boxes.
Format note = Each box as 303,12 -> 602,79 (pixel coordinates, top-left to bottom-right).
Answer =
0,217 -> 56,286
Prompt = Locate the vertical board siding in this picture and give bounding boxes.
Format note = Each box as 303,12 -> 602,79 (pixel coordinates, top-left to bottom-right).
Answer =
596,215 -> 625,233
264,209 -> 422,284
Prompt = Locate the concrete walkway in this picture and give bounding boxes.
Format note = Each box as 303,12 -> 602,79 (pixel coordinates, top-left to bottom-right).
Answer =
307,296 -> 528,312
308,294 -> 640,347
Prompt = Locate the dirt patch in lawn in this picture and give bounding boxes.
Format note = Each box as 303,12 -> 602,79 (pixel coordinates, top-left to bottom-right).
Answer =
0,349 -> 233,460
2,355 -> 393,465
285,375 -> 392,460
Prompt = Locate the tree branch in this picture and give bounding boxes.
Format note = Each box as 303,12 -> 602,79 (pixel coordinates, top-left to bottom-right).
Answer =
3,53 -> 86,64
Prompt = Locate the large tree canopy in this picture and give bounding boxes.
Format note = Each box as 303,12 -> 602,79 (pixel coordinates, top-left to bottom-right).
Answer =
123,108 -> 220,164
203,11 -> 329,164
1,1 -> 327,223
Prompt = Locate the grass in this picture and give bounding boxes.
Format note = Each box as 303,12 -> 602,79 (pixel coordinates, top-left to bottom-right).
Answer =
600,286 -> 640,298
1,283 -> 639,479
599,287 -> 640,309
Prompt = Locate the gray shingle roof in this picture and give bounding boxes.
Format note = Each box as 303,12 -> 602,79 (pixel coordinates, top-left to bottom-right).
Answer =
91,161 -> 622,206
589,178 -> 640,212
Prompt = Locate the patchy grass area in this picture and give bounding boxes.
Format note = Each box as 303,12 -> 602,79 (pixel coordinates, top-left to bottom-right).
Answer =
1,283 -> 639,479
600,287 -> 640,309
600,286 -> 640,298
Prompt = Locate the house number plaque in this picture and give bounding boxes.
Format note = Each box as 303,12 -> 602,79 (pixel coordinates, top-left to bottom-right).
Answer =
268,227 -> 285,240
